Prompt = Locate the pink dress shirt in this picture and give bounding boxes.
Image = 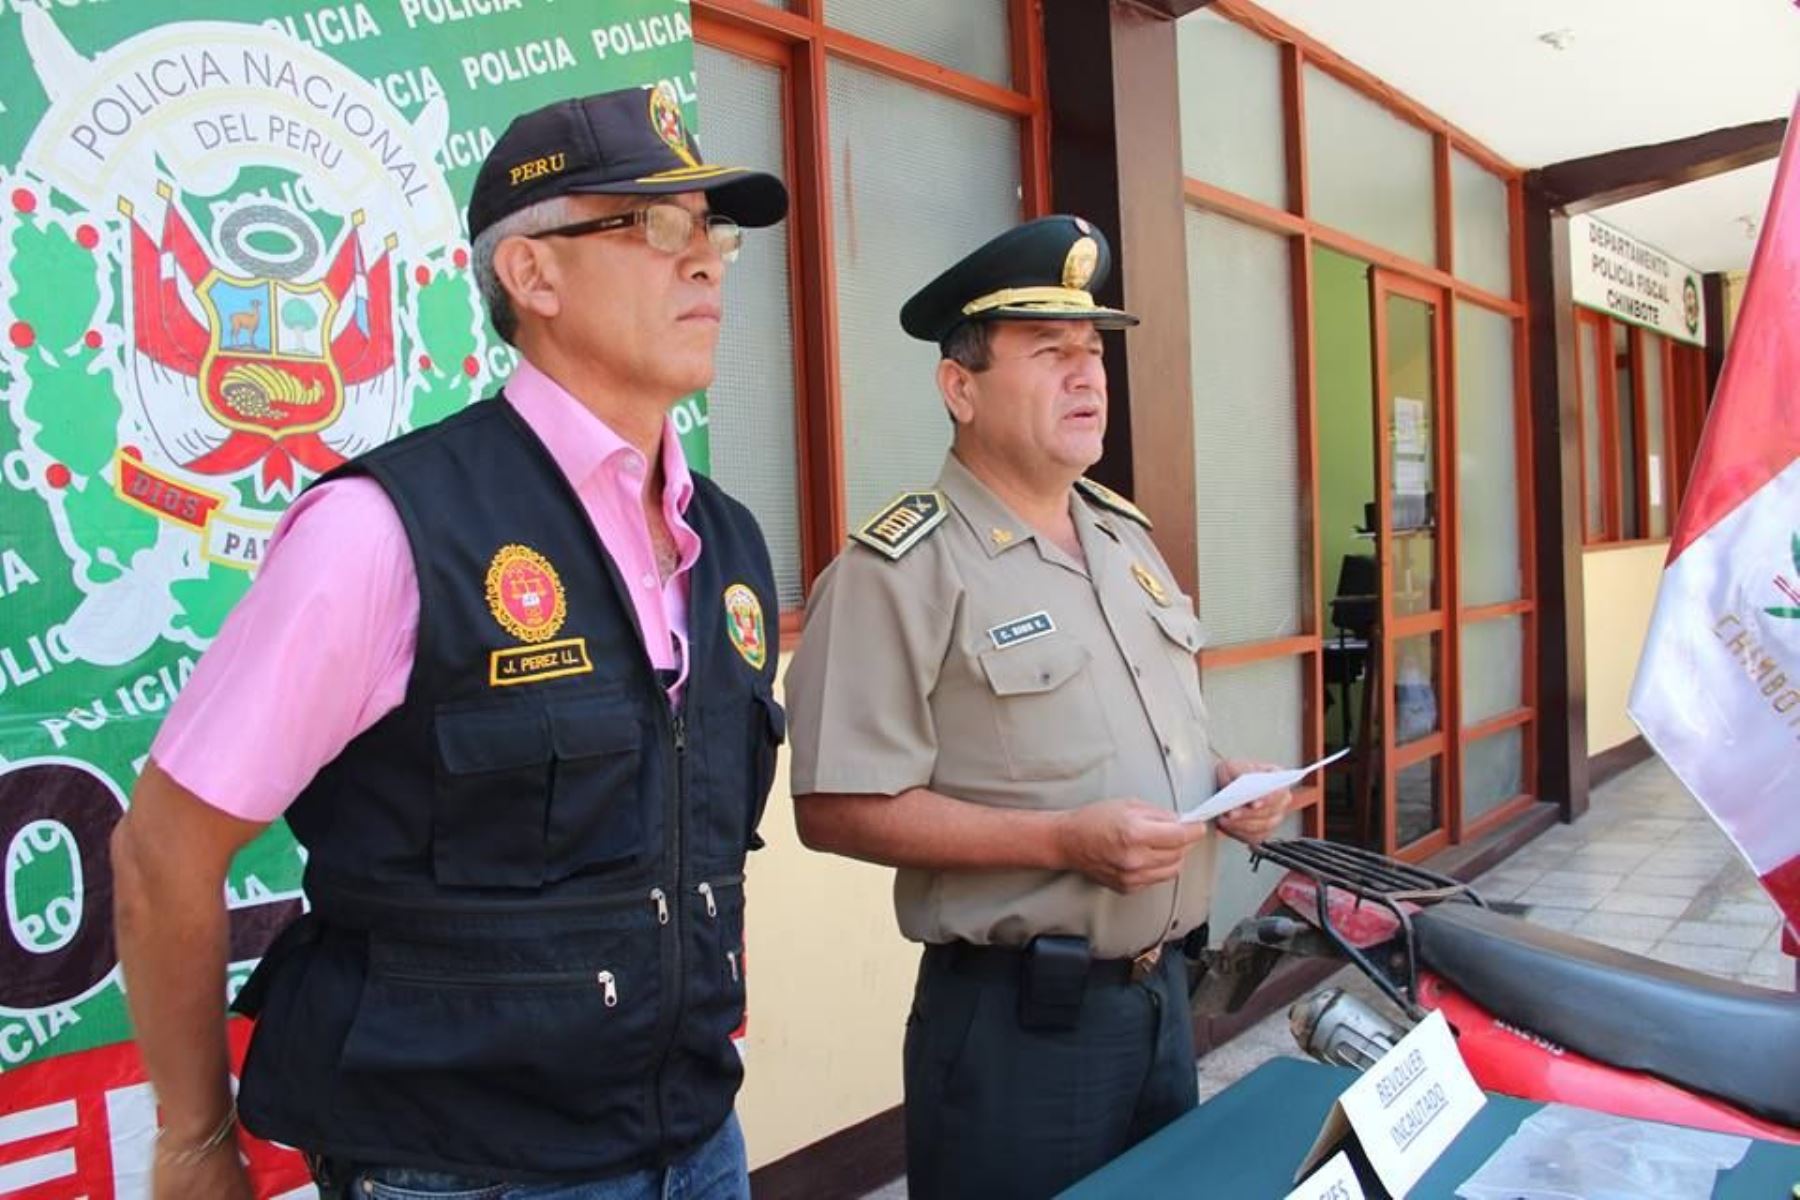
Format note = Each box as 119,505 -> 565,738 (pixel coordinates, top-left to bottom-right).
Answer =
151,360 -> 702,823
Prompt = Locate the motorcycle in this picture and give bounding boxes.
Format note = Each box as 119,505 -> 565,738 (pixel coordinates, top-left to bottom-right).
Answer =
1196,837 -> 1800,1144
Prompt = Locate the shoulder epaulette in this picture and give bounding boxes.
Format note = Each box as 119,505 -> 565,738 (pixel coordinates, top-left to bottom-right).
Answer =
1075,477 -> 1152,529
851,491 -> 948,561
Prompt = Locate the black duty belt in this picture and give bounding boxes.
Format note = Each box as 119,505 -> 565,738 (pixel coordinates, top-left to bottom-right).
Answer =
927,939 -> 1180,987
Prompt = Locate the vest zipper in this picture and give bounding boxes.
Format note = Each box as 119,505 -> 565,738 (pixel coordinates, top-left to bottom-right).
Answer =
651,705 -> 688,1155
651,887 -> 669,925
697,881 -> 717,918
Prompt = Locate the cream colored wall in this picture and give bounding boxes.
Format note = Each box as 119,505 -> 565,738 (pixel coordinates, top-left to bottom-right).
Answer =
1581,544 -> 1668,753
736,655 -> 917,1168
1724,269 -> 1748,349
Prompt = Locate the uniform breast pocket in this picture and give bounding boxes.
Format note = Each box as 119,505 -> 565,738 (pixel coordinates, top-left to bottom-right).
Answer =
1148,604 -> 1207,723
977,639 -> 1114,784
432,706 -> 554,888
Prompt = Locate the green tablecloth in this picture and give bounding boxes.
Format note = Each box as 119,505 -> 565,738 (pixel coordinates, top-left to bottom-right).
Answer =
1059,1057 -> 1800,1199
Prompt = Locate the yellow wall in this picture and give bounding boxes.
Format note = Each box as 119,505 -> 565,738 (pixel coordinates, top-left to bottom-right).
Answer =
1581,544 -> 1667,753
736,656 -> 916,1168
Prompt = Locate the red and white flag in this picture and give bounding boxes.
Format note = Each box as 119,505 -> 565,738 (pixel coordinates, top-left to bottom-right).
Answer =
1629,101 -> 1800,958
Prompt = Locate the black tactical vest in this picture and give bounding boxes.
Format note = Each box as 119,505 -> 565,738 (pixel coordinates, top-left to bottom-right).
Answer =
232,396 -> 784,1180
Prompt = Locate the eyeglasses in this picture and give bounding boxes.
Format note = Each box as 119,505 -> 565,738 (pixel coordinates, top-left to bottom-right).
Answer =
528,203 -> 743,263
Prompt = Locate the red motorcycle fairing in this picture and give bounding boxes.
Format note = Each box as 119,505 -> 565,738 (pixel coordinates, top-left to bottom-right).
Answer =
1418,973 -> 1800,1145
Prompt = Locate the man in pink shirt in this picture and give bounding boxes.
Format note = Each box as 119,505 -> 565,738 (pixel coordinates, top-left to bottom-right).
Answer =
111,87 -> 788,1200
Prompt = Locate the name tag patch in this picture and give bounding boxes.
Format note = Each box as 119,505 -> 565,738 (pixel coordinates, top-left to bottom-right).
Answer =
987,611 -> 1056,650
489,637 -> 594,687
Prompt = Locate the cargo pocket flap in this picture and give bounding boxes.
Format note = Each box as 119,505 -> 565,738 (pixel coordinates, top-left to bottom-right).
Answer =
979,639 -> 1092,696
1149,604 -> 1205,654
435,706 -> 552,774
547,697 -> 640,760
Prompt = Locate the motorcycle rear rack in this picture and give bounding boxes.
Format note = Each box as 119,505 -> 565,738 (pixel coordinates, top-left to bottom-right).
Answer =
1250,837 -> 1486,1017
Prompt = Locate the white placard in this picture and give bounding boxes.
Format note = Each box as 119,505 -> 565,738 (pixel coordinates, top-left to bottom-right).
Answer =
1180,748 -> 1349,825
1283,1150 -> 1364,1200
1392,396 -> 1427,454
1394,458 -> 1430,498
1569,214 -> 1707,347
1296,1010 -> 1486,1198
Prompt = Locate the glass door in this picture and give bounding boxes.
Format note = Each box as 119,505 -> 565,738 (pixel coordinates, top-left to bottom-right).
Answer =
1370,271 -> 1452,858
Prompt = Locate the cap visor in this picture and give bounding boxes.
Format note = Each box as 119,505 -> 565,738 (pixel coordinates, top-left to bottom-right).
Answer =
984,303 -> 1140,330
571,166 -> 788,228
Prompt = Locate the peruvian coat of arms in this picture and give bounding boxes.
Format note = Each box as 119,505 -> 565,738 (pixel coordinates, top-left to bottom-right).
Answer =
1,11 -> 493,665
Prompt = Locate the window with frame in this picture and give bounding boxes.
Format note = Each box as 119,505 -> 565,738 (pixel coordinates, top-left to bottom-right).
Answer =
1575,310 -> 1709,546
692,1 -> 1047,624
1174,1 -> 1535,859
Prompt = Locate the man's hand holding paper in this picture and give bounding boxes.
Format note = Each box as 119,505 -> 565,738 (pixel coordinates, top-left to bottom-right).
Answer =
1189,749 -> 1351,844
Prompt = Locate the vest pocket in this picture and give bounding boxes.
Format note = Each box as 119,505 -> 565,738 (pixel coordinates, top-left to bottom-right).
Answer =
432,706 -> 553,888
684,877 -> 748,1061
750,689 -> 786,846
338,918 -> 663,1097
696,686 -> 785,864
545,698 -> 645,879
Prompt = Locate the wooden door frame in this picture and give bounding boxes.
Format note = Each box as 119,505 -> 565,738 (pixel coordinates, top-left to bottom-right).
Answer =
1369,269 -> 1455,860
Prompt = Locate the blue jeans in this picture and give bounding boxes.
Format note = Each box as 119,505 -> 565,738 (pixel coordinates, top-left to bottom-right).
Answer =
336,1115 -> 748,1200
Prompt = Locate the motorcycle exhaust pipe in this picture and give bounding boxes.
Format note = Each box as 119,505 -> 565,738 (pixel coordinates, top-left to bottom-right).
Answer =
1289,988 -> 1407,1071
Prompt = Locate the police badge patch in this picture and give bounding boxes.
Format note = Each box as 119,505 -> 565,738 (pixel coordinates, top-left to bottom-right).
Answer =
648,81 -> 699,169
485,543 -> 567,642
723,582 -> 767,670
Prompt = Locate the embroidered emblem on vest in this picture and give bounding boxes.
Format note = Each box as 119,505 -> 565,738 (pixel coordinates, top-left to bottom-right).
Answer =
852,491 -> 947,560
724,582 -> 767,670
485,543 -> 567,643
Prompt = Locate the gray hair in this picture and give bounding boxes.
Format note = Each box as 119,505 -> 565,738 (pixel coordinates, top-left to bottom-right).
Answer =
940,320 -> 994,372
471,196 -> 582,345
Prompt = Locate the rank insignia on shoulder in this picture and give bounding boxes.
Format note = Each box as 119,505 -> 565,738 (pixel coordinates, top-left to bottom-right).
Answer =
852,491 -> 947,560
1075,478 -> 1151,529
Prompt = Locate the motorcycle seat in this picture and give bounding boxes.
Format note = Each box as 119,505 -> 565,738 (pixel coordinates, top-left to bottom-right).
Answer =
1413,902 -> 1800,1128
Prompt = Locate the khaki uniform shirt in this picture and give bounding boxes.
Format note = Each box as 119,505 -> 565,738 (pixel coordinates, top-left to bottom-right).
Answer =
786,453 -> 1218,958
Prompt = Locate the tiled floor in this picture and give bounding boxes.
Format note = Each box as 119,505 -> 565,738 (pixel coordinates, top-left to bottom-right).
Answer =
856,757 -> 1795,1197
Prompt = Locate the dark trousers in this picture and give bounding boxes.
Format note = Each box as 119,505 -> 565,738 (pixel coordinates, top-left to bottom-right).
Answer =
903,943 -> 1199,1200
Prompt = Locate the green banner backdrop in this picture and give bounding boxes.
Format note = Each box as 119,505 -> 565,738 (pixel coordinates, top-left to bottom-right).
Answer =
0,3 -> 696,1194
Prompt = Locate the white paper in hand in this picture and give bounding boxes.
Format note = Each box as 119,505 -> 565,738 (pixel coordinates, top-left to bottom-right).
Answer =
1180,748 -> 1349,825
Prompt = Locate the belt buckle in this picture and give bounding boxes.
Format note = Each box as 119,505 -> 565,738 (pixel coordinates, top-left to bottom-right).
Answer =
1129,944 -> 1162,984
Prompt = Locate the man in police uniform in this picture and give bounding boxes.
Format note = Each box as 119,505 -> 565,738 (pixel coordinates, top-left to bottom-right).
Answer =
112,88 -> 787,1199
785,216 -> 1294,1199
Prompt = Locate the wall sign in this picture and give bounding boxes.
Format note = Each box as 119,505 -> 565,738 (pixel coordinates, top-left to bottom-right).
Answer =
1569,213 -> 1706,347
